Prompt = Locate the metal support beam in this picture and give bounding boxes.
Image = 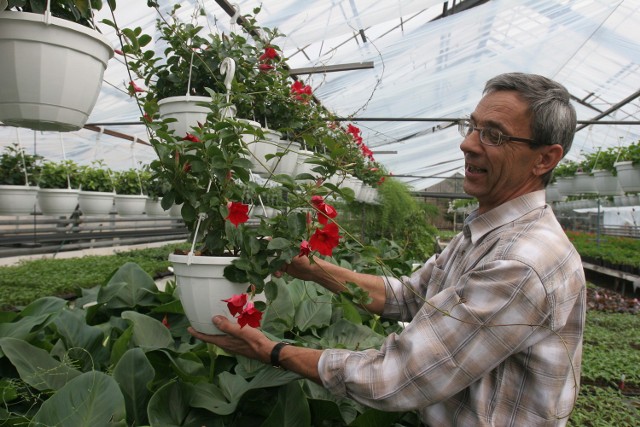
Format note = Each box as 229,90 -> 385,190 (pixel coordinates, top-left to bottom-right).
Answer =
289,61 -> 374,75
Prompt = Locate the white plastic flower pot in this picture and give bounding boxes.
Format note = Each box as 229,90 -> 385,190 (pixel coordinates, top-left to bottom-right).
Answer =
37,188 -> 79,216
0,185 -> 38,215
169,253 -> 251,335
240,121 -> 279,176
572,171 -> 596,195
145,198 -> 169,217
157,95 -> 211,139
592,169 -> 623,196
614,161 -> 640,193
78,191 -> 115,216
273,140 -> 300,176
0,11 -> 113,131
115,194 -> 147,216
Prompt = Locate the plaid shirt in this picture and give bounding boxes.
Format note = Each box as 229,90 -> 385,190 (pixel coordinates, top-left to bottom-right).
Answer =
318,190 -> 586,426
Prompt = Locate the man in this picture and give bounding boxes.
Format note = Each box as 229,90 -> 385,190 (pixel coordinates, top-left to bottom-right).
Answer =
189,72 -> 586,426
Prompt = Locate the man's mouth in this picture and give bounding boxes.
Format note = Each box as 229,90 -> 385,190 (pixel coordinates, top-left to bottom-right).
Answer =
466,164 -> 487,174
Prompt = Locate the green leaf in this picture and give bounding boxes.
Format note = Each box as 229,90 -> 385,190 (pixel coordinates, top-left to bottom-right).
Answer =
32,371 -> 127,426
113,348 -> 155,427
121,311 -> 174,350
262,278 -> 295,333
52,309 -> 109,370
0,337 -> 81,391
267,237 -> 291,250
99,262 -> 158,309
349,409 -> 403,426
147,381 -> 193,426
262,381 -> 311,427
320,319 -> 385,350
294,293 -> 332,332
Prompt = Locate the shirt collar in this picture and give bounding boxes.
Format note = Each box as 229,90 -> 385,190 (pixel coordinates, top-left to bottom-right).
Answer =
463,190 -> 547,244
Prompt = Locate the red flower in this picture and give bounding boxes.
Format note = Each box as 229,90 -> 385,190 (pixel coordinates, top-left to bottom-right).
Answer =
162,314 -> 170,328
183,133 -> 201,143
143,113 -> 153,123
291,81 -> 312,102
309,222 -> 341,256
225,201 -> 249,227
128,81 -> 145,95
222,293 -> 248,317
182,162 -> 191,173
347,124 -> 361,136
259,47 -> 279,61
259,63 -> 274,72
299,240 -> 311,257
114,49 -> 124,56
237,302 -> 263,328
377,176 -> 386,185
311,196 -> 337,225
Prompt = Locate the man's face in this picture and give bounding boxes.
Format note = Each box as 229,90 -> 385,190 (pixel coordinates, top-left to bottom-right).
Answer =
460,90 -> 544,214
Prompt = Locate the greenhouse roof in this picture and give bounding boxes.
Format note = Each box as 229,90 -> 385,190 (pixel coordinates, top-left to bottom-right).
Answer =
2,0 -> 640,191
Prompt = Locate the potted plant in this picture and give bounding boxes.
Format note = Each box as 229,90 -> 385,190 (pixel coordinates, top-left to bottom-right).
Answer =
140,167 -> 170,217
552,159 -> 579,197
0,143 -> 40,215
114,5 -> 387,335
584,147 -> 623,196
113,168 -> 147,216
36,159 -> 81,216
614,140 -> 640,193
77,160 -> 115,216
0,1 -> 114,131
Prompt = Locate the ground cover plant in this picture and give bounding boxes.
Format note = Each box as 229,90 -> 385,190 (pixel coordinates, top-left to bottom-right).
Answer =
0,240 -> 638,425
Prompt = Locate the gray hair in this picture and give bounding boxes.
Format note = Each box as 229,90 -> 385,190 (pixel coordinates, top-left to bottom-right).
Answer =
483,72 -> 576,186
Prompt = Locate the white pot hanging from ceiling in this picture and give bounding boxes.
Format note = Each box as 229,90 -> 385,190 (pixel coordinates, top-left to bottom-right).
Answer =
37,188 -> 80,217
614,161 -> 640,193
0,185 -> 39,215
592,169 -> 623,196
0,11 -> 113,132
157,95 -> 211,139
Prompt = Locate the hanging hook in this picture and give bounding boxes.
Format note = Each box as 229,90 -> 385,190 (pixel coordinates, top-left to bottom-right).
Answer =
229,3 -> 240,33
219,57 -> 237,118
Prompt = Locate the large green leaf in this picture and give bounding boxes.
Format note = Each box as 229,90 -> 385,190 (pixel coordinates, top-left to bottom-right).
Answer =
113,348 -> 155,427
147,381 -> 193,426
31,371 -> 127,426
98,262 -> 158,309
17,296 -> 68,319
262,278 -> 295,334
121,311 -> 174,350
0,337 -> 80,391
51,308 -> 109,371
0,297 -> 67,346
294,293 -> 332,332
262,381 -> 311,427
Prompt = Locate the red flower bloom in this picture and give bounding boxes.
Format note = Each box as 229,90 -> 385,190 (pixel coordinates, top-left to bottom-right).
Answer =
311,196 -> 337,225
128,81 -> 145,95
291,81 -> 312,102
182,162 -> 191,173
162,314 -> 170,328
225,201 -> 249,227
143,113 -> 153,123
377,176 -> 386,185
347,124 -> 361,136
259,63 -> 274,72
114,49 -> 124,56
237,302 -> 263,328
309,222 -> 341,256
299,240 -> 311,257
259,46 -> 279,61
222,293 -> 248,317
183,133 -> 201,143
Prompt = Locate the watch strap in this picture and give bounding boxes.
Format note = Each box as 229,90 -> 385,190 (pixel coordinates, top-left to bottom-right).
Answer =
270,342 -> 290,369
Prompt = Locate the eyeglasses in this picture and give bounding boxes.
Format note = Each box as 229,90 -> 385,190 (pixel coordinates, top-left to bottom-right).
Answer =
458,119 -> 538,147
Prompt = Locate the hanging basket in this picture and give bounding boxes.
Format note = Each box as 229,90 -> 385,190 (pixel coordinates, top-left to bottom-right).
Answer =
37,188 -> 79,216
0,11 -> 113,132
169,253 -> 251,335
614,161 -> 640,193
592,169 -> 623,196
114,194 -> 147,216
0,185 -> 39,215
158,95 -> 211,138
78,190 -> 115,216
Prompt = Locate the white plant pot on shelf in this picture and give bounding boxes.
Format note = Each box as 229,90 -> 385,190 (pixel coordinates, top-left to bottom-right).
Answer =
169,253 -> 252,335
115,194 -> 147,216
145,198 -> 169,217
614,161 -> 640,193
78,191 -> 115,216
158,95 -> 211,138
592,169 -> 623,196
37,188 -> 79,216
0,11 -> 113,131
0,185 -> 38,215
240,121 -> 279,176
572,171 -> 596,195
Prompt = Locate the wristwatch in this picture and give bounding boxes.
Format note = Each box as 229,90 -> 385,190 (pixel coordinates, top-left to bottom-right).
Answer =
270,342 -> 290,369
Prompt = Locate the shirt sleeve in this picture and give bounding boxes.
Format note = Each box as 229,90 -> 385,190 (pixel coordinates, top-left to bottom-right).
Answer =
318,259 -> 552,411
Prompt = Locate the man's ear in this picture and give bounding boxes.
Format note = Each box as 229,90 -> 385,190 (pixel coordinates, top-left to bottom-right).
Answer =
534,144 -> 564,177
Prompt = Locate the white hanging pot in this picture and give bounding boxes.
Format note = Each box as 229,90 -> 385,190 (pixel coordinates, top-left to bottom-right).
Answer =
0,185 -> 39,215
78,190 -> 115,216
169,253 -> 252,335
572,171 -> 596,195
555,176 -> 574,197
592,169 -> 623,196
37,188 -> 79,216
545,183 -> 563,203
0,11 -> 113,131
239,121 -> 279,176
169,203 -> 183,218
614,161 -> 640,193
273,140 -> 300,176
145,198 -> 169,217
157,95 -> 211,139
114,194 -> 147,216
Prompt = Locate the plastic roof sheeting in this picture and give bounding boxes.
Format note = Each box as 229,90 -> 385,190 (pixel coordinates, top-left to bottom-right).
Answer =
2,0 -> 640,191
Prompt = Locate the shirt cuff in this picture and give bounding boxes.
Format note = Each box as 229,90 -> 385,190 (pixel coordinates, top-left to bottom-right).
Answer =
318,348 -> 353,397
